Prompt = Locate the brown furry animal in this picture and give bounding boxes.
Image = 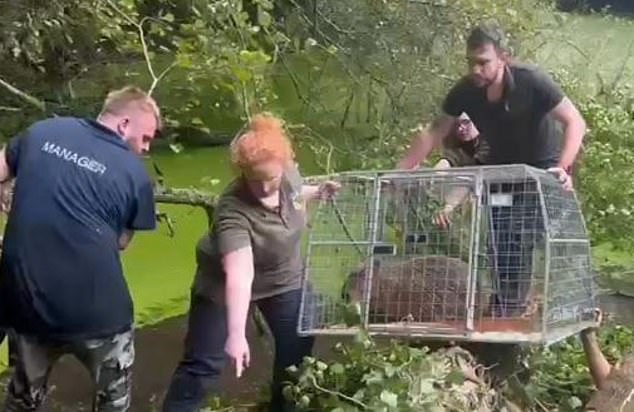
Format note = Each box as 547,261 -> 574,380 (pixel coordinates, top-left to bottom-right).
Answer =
342,255 -> 489,325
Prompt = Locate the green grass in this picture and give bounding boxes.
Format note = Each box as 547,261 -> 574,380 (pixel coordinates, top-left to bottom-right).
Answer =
537,13 -> 634,90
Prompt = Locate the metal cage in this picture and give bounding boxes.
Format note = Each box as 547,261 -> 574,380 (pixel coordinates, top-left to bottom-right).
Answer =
297,164 -> 598,345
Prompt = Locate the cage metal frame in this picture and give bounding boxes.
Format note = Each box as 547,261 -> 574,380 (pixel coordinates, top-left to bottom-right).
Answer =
297,164 -> 599,346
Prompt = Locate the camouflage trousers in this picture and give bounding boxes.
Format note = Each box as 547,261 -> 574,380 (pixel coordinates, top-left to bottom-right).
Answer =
2,330 -> 134,412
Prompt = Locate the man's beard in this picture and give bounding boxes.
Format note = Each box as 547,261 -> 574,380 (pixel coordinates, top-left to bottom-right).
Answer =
471,75 -> 495,88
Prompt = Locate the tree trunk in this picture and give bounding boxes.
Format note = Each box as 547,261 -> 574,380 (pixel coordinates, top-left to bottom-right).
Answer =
586,353 -> 634,411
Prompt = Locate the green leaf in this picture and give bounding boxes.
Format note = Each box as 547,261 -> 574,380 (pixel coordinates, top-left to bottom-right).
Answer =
299,395 -> 310,408
169,143 -> 184,154
331,363 -> 345,374
257,8 -> 272,27
342,302 -> 362,327
419,379 -> 435,394
445,369 -> 465,386
304,37 -> 318,48
379,390 -> 398,408
164,13 -> 175,23
363,370 -> 384,385
233,67 -> 252,83
568,396 -> 583,409
326,44 -> 338,55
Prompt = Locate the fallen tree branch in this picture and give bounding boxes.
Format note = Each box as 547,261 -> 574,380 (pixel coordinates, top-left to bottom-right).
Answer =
0,106 -> 22,112
154,186 -> 217,225
0,77 -> 46,112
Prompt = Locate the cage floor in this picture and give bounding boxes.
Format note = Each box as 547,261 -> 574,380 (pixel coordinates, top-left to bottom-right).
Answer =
367,317 -> 537,334
474,318 -> 536,333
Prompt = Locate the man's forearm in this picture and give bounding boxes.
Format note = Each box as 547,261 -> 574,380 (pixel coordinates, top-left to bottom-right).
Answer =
581,331 -> 612,390
398,130 -> 435,170
444,185 -> 471,210
399,115 -> 455,170
558,119 -> 586,171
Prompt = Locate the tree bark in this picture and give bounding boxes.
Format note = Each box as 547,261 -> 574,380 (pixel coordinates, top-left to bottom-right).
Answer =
585,353 -> 634,411
154,186 -> 217,225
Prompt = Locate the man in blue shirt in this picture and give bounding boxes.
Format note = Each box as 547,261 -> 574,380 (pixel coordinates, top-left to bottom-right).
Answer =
0,86 -> 159,412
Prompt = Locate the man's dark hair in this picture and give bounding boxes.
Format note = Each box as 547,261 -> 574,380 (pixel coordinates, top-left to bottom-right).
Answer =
466,22 -> 510,54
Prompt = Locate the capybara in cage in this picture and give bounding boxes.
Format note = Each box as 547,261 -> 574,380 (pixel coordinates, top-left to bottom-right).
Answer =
342,255 -> 490,325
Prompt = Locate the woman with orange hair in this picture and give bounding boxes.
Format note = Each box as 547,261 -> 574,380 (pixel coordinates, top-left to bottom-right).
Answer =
162,114 -> 339,412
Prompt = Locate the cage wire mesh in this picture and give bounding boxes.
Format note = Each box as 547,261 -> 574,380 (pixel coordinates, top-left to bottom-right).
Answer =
298,165 -> 598,345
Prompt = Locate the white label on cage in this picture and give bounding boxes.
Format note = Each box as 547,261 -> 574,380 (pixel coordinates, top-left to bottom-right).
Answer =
490,193 -> 513,206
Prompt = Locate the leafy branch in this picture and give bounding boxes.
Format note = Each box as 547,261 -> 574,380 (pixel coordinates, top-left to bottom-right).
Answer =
0,76 -> 46,112
104,0 -> 176,95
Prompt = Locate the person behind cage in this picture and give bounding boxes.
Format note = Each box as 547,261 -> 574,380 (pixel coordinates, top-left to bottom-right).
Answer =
434,112 -> 489,169
0,86 -> 159,412
397,21 -> 586,318
161,113 -> 340,412
392,112 -> 488,250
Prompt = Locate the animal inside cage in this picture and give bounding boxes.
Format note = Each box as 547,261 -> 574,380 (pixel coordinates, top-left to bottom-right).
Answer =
297,164 -> 599,345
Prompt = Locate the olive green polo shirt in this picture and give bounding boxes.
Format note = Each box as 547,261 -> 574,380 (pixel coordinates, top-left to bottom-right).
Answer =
441,133 -> 490,167
192,168 -> 306,303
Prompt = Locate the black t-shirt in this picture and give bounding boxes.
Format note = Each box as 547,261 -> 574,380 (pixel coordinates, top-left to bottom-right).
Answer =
0,117 -> 156,341
442,63 -> 564,169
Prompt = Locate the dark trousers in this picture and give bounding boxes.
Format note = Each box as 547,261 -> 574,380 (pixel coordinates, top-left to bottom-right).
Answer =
162,288 -> 315,412
488,191 -> 543,317
2,330 -> 134,412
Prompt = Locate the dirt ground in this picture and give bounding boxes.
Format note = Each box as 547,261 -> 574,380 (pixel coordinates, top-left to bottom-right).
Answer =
0,315 -> 344,411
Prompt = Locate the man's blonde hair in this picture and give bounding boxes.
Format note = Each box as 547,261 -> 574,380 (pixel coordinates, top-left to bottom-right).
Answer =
98,86 -> 162,129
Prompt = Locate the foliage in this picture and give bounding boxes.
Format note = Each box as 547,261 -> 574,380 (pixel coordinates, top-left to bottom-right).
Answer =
549,68 -> 634,250
0,0 -> 109,83
99,0 -> 286,136
276,0 -> 557,172
524,323 -> 634,411
283,331 -> 498,411
275,323 -> 634,412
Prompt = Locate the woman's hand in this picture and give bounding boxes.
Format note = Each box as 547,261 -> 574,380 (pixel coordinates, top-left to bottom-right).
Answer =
225,334 -> 250,378
581,308 -> 603,339
434,204 -> 455,229
317,181 -> 341,200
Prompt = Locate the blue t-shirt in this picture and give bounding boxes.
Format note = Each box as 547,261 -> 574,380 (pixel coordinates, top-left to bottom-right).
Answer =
0,117 -> 156,341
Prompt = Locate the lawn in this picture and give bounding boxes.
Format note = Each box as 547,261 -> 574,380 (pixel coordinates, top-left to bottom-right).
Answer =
537,13 -> 634,91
